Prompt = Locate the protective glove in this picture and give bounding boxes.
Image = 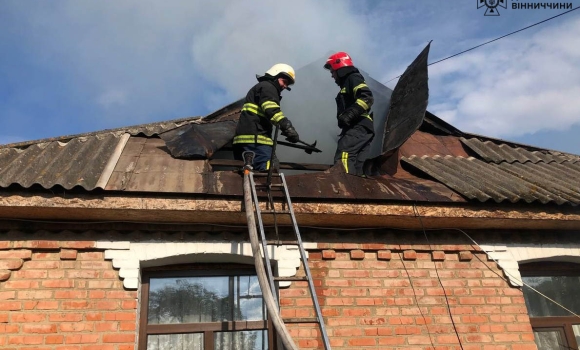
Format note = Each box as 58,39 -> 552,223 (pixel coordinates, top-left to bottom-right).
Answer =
283,126 -> 299,143
279,118 -> 300,143
337,104 -> 365,129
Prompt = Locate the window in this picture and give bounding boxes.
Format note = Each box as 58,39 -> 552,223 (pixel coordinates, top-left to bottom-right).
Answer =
521,262 -> 580,350
139,264 -> 273,350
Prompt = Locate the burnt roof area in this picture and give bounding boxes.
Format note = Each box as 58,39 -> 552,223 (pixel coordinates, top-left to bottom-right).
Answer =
0,105 -> 578,207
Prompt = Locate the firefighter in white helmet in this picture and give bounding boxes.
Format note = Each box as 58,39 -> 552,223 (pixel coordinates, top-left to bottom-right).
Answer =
233,63 -> 300,170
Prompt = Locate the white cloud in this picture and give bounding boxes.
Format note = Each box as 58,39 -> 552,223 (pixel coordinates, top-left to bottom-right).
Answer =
429,16 -> 580,138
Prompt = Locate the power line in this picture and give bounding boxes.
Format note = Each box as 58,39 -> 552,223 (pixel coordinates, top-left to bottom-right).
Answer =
385,5 -> 580,84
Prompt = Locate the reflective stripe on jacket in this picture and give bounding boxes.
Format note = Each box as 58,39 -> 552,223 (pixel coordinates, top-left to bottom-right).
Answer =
336,70 -> 374,131
233,80 -> 286,145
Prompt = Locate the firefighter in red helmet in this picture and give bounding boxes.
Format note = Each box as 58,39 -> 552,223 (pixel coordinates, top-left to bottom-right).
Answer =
324,52 -> 374,176
233,63 -> 300,170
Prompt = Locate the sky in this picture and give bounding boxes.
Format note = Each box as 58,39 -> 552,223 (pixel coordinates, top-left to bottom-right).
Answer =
1,0 -> 579,155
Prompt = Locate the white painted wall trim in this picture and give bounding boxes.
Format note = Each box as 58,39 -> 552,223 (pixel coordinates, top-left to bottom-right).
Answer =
480,242 -> 580,287
97,241 -> 315,289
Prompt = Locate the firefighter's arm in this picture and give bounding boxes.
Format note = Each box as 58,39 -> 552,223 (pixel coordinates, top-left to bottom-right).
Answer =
337,75 -> 374,128
258,85 -> 299,142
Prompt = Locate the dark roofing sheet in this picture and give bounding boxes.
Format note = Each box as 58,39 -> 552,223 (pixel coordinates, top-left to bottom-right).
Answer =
461,137 -> 580,164
402,155 -> 578,205
0,134 -> 122,190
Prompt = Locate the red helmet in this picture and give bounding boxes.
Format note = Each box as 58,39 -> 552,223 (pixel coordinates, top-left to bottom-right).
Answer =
324,52 -> 354,70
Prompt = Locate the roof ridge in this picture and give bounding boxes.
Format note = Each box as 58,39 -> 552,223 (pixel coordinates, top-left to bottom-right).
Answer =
0,115 -> 202,150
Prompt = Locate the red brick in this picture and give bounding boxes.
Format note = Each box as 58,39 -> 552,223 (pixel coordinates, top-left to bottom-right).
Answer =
103,312 -> 135,321
119,322 -> 136,331
377,250 -> 392,260
378,336 -> 405,345
0,324 -> 19,333
45,335 -> 64,344
17,291 -> 53,299
24,261 -> 59,269
64,334 -> 99,344
85,312 -> 102,321
105,291 -> 136,299
432,251 -> 446,261
0,270 -> 11,281
60,249 -> 78,260
22,324 -> 57,333
60,323 -> 94,332
80,261 -> 110,269
322,250 -> 336,259
48,313 -> 83,322
66,270 -> 99,279
0,301 -> 21,311
0,291 -> 15,300
350,249 -> 365,260
59,241 -> 95,249
0,259 -> 23,270
493,333 -> 521,342
42,280 -> 74,288
459,251 -> 473,261
11,313 -> 46,322
121,300 -> 137,309
8,335 -> 44,345
0,250 -> 32,259
61,301 -> 90,310
403,250 -> 417,260
55,291 -> 87,299
16,241 -> 60,249
333,328 -> 363,336
23,301 -> 58,310
347,338 -> 376,346
76,252 -> 103,260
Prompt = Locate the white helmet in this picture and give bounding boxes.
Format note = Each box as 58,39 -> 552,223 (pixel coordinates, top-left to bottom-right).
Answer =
264,63 -> 295,85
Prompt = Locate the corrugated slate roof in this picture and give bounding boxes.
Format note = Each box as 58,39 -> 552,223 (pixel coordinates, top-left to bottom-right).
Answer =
0,133 -> 122,190
402,151 -> 580,206
460,137 -> 580,164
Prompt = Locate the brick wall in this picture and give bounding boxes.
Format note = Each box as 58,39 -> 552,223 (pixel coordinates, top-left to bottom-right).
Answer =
1,239 -> 537,350
281,243 -> 537,350
0,240 -> 137,350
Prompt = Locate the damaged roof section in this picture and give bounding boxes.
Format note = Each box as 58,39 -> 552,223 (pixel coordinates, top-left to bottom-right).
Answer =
402,137 -> 580,206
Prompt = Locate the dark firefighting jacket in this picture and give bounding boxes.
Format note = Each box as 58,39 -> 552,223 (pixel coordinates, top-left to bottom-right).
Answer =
335,67 -> 374,132
233,79 -> 288,146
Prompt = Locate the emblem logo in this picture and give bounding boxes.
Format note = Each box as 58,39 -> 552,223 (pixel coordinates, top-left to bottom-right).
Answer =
477,0 -> 507,16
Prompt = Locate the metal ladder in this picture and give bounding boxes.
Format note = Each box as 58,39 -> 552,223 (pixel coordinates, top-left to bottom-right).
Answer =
246,169 -> 332,350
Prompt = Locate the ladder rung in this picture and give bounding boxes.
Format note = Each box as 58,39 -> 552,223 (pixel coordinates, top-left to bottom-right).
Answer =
283,317 -> 319,324
253,183 -> 285,188
274,276 -> 308,282
266,240 -> 299,245
252,173 -> 281,177
260,210 -> 291,214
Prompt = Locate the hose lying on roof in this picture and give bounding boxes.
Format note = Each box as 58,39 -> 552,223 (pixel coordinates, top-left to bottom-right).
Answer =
243,169 -> 299,350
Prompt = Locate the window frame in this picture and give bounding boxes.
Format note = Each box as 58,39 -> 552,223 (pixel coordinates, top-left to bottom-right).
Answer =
520,262 -> 580,350
138,263 -> 275,350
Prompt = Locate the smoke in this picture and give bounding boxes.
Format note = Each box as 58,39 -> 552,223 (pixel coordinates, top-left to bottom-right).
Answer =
276,57 -> 392,168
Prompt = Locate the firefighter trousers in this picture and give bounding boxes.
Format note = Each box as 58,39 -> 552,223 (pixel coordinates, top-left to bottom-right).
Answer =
334,124 -> 374,176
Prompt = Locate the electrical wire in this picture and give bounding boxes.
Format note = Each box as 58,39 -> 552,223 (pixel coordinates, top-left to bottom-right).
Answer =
384,5 -> 580,84
397,250 -> 437,349
412,204 -> 464,349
